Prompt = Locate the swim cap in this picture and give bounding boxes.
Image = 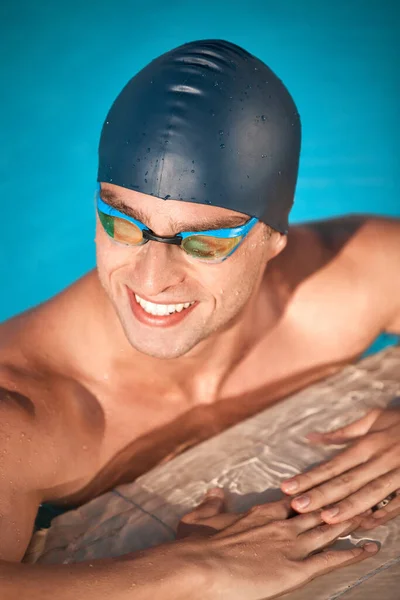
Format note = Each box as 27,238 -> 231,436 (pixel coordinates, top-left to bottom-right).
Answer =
98,39 -> 301,233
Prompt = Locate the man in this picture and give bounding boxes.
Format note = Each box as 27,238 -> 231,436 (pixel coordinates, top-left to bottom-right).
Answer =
0,39 -> 399,598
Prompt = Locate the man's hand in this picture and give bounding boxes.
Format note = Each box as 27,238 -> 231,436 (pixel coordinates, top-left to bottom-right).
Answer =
281,408 -> 400,530
176,488 -> 378,600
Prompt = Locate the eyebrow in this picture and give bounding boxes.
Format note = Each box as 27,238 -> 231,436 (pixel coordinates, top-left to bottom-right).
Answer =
99,189 -> 248,232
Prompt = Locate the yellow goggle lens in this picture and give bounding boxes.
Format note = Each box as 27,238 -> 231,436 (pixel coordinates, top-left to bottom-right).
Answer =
182,235 -> 242,261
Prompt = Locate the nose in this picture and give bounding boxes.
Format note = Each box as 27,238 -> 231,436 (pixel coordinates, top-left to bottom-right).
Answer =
131,239 -> 186,297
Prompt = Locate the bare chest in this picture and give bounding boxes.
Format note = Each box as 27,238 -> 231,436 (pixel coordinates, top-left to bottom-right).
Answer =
61,309 -> 374,506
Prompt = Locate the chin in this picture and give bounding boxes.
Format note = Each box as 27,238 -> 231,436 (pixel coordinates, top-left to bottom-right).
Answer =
124,332 -> 201,360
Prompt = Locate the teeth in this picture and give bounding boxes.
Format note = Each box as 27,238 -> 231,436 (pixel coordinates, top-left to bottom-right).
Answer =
134,294 -> 194,316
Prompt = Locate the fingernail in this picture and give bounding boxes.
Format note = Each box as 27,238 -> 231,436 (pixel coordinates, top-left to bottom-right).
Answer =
363,542 -> 379,553
322,506 -> 340,519
293,494 -> 310,509
282,479 -> 299,493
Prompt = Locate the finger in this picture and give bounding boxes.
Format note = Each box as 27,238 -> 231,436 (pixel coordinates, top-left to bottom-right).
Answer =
244,498 -> 292,524
290,511 -> 324,533
299,519 -> 362,555
259,496 -> 294,520
358,491 -> 400,530
289,449 -> 397,514
320,468 -> 400,523
302,543 -> 379,579
369,409 -> 400,432
212,499 -> 291,539
192,488 -> 226,520
282,442 -> 369,498
306,410 -> 382,445
239,496 -> 293,522
177,513 -> 239,539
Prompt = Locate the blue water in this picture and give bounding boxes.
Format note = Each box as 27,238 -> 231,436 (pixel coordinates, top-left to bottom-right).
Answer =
0,1 -> 399,353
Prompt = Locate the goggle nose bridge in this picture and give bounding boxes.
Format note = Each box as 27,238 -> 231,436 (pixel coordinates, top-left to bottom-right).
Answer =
142,228 -> 183,246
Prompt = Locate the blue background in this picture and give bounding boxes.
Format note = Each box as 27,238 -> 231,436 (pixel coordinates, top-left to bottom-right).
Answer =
0,0 -> 399,331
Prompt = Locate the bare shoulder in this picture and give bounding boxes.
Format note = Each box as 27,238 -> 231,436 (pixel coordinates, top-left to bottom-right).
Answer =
292,213 -> 400,255
0,270 -> 101,374
349,215 -> 400,334
289,214 -> 400,333
0,270 -> 103,502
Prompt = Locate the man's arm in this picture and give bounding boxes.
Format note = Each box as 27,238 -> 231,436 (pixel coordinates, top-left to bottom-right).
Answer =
0,364 -> 376,598
0,394 -> 208,599
0,409 -> 375,600
0,400 -> 48,561
0,491 -> 375,600
0,545 -> 204,600
281,215 -> 400,526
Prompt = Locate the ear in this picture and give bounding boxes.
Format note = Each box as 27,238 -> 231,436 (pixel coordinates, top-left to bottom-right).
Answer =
269,232 -> 287,259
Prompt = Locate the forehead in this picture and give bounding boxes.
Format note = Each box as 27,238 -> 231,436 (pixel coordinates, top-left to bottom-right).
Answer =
100,183 -> 250,230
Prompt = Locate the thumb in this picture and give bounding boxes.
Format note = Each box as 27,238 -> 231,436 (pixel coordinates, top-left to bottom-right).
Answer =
191,488 -> 226,520
306,409 -> 382,444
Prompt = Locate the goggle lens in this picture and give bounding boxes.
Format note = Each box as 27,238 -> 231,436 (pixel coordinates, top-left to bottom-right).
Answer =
98,210 -> 144,245
182,234 -> 242,261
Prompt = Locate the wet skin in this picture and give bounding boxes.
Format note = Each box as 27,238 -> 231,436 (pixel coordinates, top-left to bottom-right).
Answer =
0,199 -> 400,563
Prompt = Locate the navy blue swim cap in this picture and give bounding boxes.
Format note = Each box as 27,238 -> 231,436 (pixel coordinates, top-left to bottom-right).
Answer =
97,39 -> 301,233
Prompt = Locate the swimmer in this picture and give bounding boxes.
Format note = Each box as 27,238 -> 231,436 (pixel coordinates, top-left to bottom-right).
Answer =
1,39 -> 399,599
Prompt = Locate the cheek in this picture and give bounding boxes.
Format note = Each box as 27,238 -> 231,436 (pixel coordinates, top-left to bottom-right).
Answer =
200,252 -> 263,308
95,227 -> 130,280
96,238 -> 113,275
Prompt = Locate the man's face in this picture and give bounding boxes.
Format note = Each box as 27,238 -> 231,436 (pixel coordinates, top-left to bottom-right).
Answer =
96,183 -> 286,359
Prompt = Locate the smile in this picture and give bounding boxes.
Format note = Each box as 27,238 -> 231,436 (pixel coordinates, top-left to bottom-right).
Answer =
134,294 -> 195,316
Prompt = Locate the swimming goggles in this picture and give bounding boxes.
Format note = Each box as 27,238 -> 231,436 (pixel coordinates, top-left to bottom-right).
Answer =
96,188 -> 258,263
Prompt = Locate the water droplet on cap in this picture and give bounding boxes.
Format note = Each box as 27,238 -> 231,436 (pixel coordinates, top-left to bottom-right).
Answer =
220,144 -> 225,149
